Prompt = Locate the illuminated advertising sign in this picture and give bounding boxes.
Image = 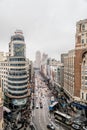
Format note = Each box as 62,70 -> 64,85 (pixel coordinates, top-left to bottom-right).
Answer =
14,44 -> 25,56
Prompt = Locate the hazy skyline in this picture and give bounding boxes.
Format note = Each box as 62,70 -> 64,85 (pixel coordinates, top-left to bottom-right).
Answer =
0,0 -> 87,61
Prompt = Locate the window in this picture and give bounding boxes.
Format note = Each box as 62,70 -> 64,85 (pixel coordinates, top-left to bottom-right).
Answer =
82,92 -> 84,99
86,94 -> 87,100
85,82 -> 87,85
82,34 -> 84,36
85,76 -> 87,80
82,24 -> 85,31
82,39 -> 84,43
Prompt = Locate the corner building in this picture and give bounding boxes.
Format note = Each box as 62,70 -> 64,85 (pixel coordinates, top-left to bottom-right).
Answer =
6,30 -> 29,106
75,19 -> 87,100
64,19 -> 87,102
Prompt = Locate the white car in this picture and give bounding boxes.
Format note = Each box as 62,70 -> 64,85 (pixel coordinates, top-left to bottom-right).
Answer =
83,126 -> 87,130
36,104 -> 39,109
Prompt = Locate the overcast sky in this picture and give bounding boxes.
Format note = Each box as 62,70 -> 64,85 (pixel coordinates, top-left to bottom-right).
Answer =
0,0 -> 87,61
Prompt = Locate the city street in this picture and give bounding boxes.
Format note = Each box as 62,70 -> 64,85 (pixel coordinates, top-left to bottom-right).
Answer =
4,71 -> 74,130
32,72 -> 71,130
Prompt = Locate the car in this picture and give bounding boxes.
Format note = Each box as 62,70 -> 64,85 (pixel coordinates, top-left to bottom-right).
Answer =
72,117 -> 87,130
72,123 -> 81,130
47,123 -> 55,130
40,103 -> 43,108
81,120 -> 87,130
83,126 -> 87,130
36,104 -> 39,109
32,105 -> 35,109
4,111 -> 12,122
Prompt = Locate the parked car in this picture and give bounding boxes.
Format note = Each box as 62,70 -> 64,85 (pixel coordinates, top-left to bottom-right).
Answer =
47,123 -> 55,130
82,126 -> 87,130
72,123 -> 81,130
72,116 -> 87,130
81,120 -> 87,130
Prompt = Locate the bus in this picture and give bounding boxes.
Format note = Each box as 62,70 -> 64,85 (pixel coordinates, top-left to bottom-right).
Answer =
71,101 -> 87,110
54,110 -> 72,125
49,102 -> 59,111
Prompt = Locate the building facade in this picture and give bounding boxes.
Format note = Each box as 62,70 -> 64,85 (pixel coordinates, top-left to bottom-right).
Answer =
41,53 -> 48,77
34,51 -> 41,69
7,30 -> 29,106
0,30 -> 30,108
63,19 -> 87,102
61,53 -> 68,64
75,19 -> 87,100
0,78 -> 3,130
56,63 -> 64,88
64,50 -> 75,98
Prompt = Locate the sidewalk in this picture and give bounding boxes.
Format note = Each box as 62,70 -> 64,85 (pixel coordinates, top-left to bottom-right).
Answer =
18,122 -> 36,130
13,122 -> 31,130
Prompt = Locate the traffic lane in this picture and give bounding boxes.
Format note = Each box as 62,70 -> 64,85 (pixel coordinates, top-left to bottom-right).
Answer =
34,102 -> 49,130
36,75 -> 74,130
36,77 -> 52,129
39,107 -> 48,130
39,91 -> 55,130
35,75 -> 66,130
34,88 -> 48,130
38,91 -> 49,130
34,108 -> 43,130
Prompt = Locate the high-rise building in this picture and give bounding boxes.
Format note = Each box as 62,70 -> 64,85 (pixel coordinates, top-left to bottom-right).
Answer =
64,50 -> 75,98
34,51 -> 41,69
7,30 -> 29,106
41,53 -> 48,63
0,30 -> 30,108
0,52 -> 8,92
0,78 -> 3,130
63,19 -> 87,102
61,53 -> 68,64
41,53 -> 48,77
75,19 -> 87,100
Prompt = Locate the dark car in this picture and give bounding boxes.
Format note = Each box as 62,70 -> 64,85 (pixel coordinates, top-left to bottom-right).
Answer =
40,103 -> 43,108
81,120 -> 87,130
47,123 -> 55,130
4,111 -> 12,122
72,123 -> 81,130
72,116 -> 87,130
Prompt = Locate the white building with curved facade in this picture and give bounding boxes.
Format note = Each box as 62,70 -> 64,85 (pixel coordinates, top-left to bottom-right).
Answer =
0,30 -> 30,107
7,30 -> 29,106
